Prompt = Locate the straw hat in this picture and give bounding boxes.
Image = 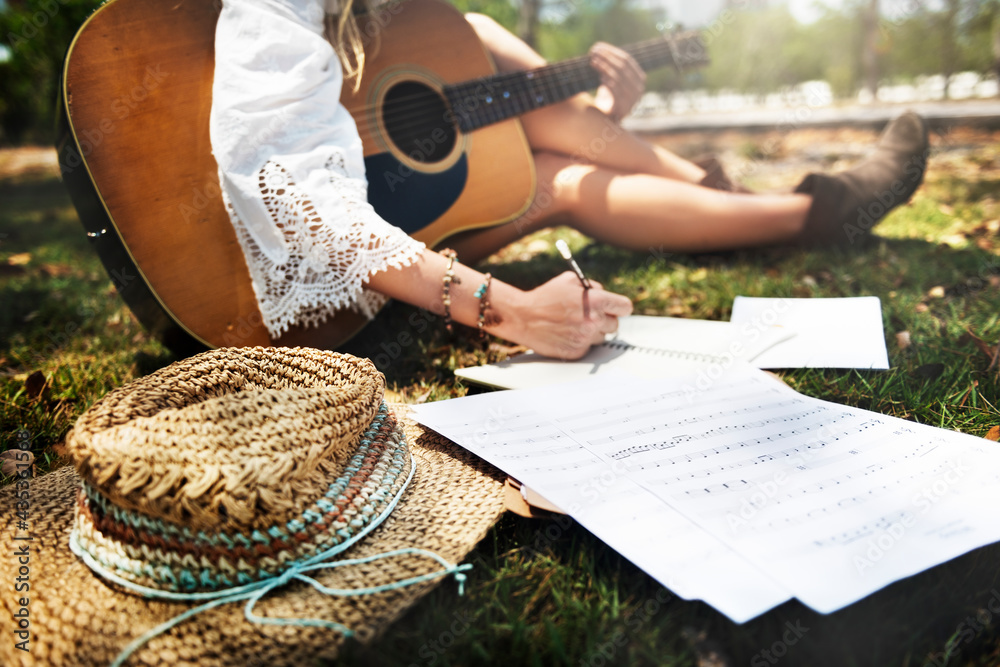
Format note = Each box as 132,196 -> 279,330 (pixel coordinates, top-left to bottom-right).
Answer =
1,347 -> 505,666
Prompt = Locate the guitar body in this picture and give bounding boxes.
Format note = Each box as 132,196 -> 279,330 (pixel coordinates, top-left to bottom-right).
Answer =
57,0 -> 534,356
345,0 -> 536,247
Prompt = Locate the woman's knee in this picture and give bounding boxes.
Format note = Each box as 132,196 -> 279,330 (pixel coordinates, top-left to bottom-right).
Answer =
532,152 -> 597,213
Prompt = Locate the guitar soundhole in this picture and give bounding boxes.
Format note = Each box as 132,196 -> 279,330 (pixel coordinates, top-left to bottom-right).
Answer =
382,81 -> 457,164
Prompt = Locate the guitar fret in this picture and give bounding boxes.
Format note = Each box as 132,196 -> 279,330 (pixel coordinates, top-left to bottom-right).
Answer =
443,31 -> 706,134
515,73 -> 533,119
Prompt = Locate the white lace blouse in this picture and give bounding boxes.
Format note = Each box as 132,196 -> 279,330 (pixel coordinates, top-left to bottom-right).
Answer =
210,0 -> 425,338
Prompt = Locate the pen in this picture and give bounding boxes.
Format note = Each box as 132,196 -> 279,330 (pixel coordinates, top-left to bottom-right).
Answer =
555,239 -> 591,290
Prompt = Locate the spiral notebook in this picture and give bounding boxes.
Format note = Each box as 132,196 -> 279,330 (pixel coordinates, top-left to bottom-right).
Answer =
455,315 -> 796,390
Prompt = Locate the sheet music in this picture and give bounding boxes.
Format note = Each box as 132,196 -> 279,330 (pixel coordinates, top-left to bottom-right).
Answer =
413,367 -> 1000,621
412,375 -> 792,623
551,371 -> 1000,613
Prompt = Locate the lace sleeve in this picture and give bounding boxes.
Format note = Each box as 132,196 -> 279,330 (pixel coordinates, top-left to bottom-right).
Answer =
210,0 -> 425,338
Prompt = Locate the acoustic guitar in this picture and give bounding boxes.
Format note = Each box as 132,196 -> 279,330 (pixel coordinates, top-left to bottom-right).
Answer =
56,0 -> 706,356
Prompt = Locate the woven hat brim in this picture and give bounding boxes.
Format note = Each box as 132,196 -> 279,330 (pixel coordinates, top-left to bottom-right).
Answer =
1,408 -> 504,667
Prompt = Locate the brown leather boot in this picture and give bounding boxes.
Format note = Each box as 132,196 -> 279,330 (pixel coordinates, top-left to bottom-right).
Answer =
695,155 -> 752,193
792,111 -> 929,246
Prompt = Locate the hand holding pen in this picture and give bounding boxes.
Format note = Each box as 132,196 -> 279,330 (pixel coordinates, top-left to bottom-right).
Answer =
480,240 -> 631,359
556,239 -> 591,290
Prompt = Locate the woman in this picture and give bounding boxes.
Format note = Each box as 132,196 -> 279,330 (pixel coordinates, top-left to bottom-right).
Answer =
210,0 -> 928,360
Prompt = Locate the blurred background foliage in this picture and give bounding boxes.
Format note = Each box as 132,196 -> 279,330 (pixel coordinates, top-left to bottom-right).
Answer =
2,0 -> 999,145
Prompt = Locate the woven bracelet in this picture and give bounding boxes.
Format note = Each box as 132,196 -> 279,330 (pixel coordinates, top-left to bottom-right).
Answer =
440,249 -> 459,332
475,273 -> 492,338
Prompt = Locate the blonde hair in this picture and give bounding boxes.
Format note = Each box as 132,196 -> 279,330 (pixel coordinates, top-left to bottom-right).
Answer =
325,0 -> 374,92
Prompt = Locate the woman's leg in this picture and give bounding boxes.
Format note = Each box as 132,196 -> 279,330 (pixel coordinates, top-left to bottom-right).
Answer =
447,152 -> 811,263
454,14 -> 926,263
464,13 -> 706,183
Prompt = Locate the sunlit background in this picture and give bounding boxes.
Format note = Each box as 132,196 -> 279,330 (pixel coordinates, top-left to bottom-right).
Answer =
1,0 -> 998,144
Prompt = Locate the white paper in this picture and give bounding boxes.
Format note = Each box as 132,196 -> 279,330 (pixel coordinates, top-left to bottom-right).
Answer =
412,369 -> 1000,621
556,371 -> 1000,613
413,376 -> 792,623
730,296 -> 890,369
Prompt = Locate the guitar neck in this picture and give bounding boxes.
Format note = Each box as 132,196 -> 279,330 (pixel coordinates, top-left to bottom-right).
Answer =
445,32 -> 707,133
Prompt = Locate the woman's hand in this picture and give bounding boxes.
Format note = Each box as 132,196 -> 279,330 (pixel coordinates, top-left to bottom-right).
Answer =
589,42 -> 647,122
496,271 -> 634,360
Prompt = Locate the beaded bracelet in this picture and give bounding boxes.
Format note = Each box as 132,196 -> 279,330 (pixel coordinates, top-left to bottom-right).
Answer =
440,249 -> 459,332
475,273 -> 492,338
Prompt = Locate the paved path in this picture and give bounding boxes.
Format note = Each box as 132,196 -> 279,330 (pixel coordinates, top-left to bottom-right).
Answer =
625,99 -> 1000,133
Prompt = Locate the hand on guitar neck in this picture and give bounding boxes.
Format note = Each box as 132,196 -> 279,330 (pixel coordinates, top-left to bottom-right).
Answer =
589,42 -> 648,122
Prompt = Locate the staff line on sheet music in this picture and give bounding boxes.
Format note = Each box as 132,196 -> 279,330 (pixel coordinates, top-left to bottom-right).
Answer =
624,425 -> 943,497
592,405 -> 832,450
554,376 -> 775,423
548,377 -> 965,544
604,413 -> 862,464
564,399 -> 810,439
698,451 -> 971,528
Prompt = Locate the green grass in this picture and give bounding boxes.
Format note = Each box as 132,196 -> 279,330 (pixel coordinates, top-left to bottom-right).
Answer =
2,139 -> 999,666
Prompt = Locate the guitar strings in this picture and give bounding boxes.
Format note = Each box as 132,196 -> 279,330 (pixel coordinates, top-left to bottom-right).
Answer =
348,36 -> 688,124
347,36 -> 694,135
346,35 -> 701,138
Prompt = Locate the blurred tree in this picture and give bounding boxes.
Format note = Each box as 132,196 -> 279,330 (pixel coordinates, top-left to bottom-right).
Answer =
701,5 -> 827,96
940,0 -> 961,98
0,0 -> 101,145
994,7 -> 1000,81
862,0 -> 880,98
518,0 -> 540,47
958,0 -> 1000,76
883,11 -> 945,81
535,0 -> 690,92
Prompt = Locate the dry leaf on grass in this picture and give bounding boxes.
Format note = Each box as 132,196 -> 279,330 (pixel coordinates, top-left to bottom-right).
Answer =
0,450 -> 34,477
40,263 -> 76,278
24,370 -> 46,400
963,329 -> 1000,369
986,426 -> 1000,442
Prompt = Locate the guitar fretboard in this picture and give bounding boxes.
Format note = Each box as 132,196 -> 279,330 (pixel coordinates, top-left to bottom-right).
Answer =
444,31 -> 706,133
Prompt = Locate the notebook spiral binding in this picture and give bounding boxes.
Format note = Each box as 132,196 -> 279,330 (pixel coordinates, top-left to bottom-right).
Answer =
601,340 -> 725,363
